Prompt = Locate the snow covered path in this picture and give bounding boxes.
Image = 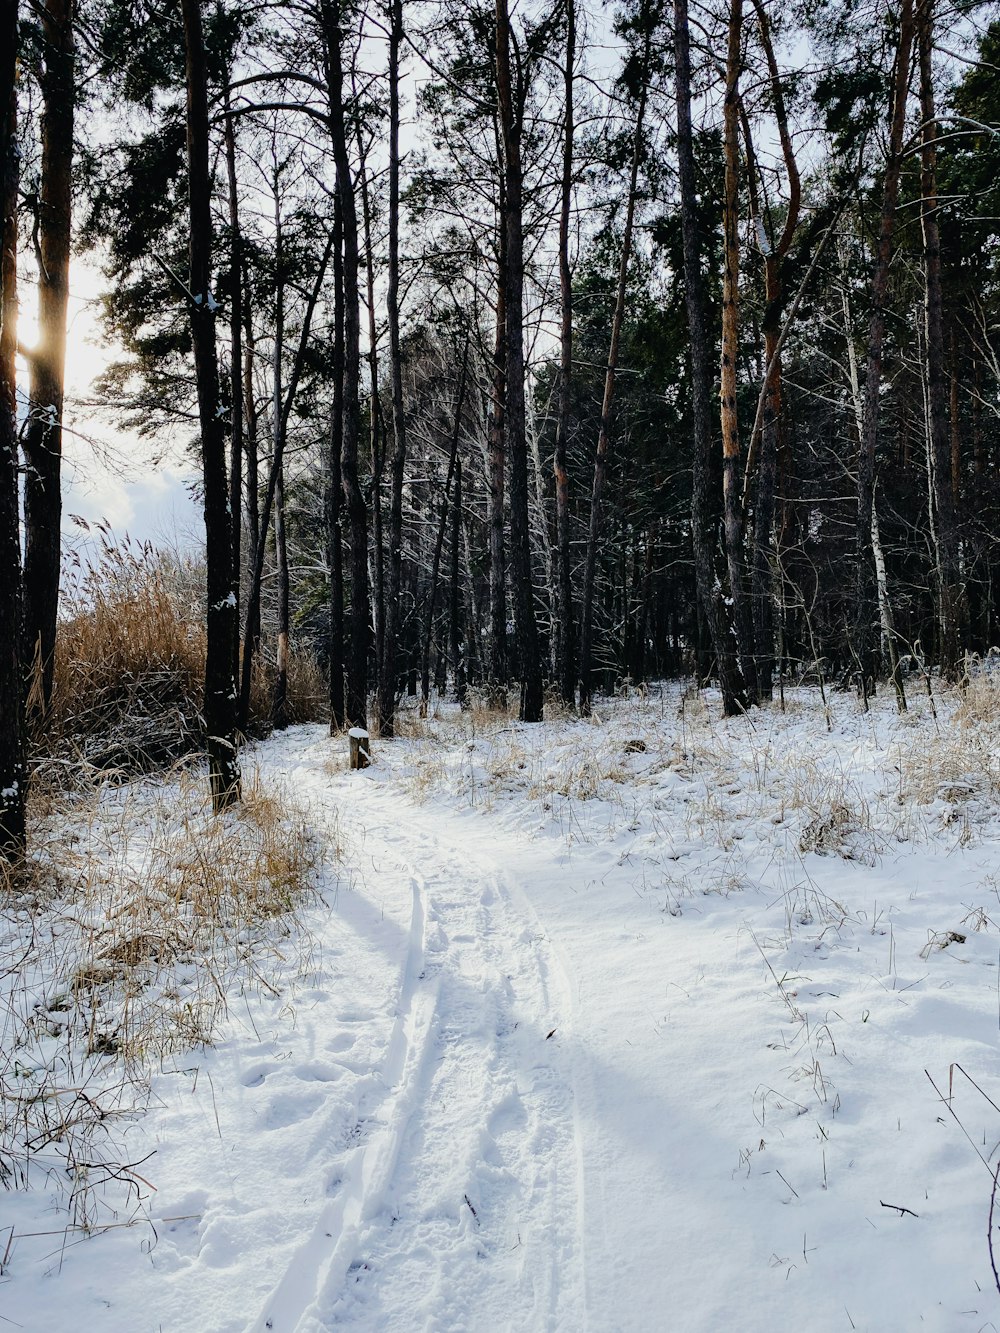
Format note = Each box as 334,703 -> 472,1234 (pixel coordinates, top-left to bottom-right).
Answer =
250,720 -> 1000,1333
251,756 -> 585,1332
7,696 -> 1000,1332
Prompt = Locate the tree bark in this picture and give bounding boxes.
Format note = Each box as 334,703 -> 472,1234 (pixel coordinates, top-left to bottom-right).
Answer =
420,352 -> 468,713
450,449 -> 467,707
0,0 -> 26,857
672,0 -> 747,714
720,0 -> 757,702
272,459 -> 290,729
223,81 -> 244,687
486,283 -> 508,706
918,0 -> 967,679
496,0 -> 543,723
747,0 -> 800,703
553,0 -> 576,708
21,0 -> 75,721
270,200 -> 289,732
356,129 -> 384,692
853,0 -> 915,695
376,0 -> 407,737
578,26 -> 649,715
181,0 -> 241,810
238,315 -> 261,729
840,254 -> 906,712
322,0 -> 368,730
328,196 -> 346,731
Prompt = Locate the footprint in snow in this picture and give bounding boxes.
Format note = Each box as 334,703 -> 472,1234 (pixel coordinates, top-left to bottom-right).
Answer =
262,1089 -> 325,1130
486,1088 -> 528,1143
336,1008 -> 376,1024
294,1060 -> 344,1083
240,1062 -> 278,1088
426,922 -> 449,953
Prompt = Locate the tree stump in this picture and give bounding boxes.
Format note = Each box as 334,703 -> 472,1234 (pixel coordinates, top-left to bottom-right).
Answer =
349,727 -> 371,770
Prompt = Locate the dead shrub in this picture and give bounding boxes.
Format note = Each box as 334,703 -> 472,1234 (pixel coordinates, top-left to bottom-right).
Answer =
42,527 -> 324,782
0,769 -> 322,1225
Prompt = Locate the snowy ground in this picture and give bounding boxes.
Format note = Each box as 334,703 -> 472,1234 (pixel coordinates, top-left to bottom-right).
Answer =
4,683 -> 1000,1331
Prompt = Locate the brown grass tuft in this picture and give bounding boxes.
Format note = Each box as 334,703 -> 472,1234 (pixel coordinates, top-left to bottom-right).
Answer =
42,528 -> 325,782
0,769 -> 323,1225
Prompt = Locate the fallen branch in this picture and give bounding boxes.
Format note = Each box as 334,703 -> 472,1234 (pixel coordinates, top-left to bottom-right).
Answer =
880,1200 -> 919,1218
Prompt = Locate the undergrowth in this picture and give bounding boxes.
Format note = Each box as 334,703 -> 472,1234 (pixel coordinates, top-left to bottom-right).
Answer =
44,528 -> 324,780
0,770 -> 322,1229
388,677 -> 1000,861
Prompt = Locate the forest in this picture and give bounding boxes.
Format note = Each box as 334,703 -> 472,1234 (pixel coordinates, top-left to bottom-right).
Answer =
3,0 -> 1000,844
5,0 -> 1000,1326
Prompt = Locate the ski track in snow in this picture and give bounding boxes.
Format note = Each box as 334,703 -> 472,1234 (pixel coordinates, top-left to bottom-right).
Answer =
253,748 -> 585,1332
9,696 -> 1000,1332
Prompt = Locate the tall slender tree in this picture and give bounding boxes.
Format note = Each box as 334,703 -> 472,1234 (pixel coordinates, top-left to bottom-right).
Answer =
578,6 -> 651,715
719,0 -> 757,701
853,0 -> 915,697
746,0 -> 800,702
321,0 -> 368,731
21,0 -> 76,720
918,0 -> 967,678
328,196 -> 347,731
553,0 -> 576,708
673,0 -> 746,713
495,0 -> 543,722
376,0 -> 408,737
180,0 -> 241,809
0,0 -> 25,857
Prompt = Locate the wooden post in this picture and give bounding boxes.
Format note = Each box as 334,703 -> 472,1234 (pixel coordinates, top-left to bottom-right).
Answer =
349,727 -> 371,770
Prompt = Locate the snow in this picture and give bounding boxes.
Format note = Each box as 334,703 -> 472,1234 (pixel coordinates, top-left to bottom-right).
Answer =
4,685 -> 1000,1331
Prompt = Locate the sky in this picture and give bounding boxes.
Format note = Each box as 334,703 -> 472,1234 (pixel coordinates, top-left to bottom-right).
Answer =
17,255 -> 202,557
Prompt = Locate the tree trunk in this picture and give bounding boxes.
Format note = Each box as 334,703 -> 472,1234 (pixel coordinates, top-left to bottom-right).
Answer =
243,305 -> 261,680
223,81 -> 244,687
853,0 -> 915,695
0,0 -> 25,858
270,203 -> 289,732
376,0 -> 407,738
238,317 -> 260,731
322,0 -> 368,730
840,255 -> 906,712
672,0 -> 747,714
578,24 -> 648,716
553,0 -> 576,708
181,0 -> 241,810
720,0 -> 757,702
486,257 -> 508,705
357,131 -> 385,693
272,460 -> 290,730
21,0 -> 74,721
420,353 -> 468,714
496,0 -> 543,723
747,0 -> 800,703
328,196 -> 346,731
949,329 -> 960,514
918,0 -> 967,679
450,451 -> 467,707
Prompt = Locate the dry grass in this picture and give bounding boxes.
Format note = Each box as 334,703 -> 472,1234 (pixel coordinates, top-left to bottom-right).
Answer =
44,528 -> 324,780
48,534 -> 207,772
0,770 -> 322,1227
896,671 -> 1000,810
